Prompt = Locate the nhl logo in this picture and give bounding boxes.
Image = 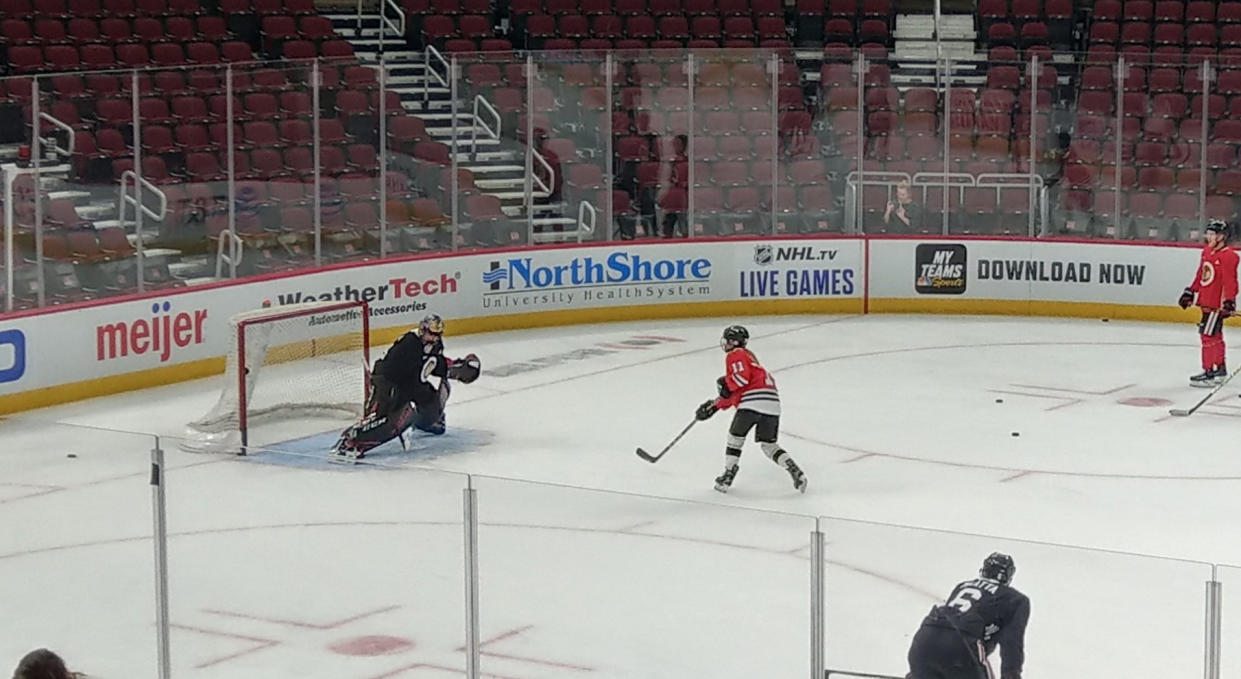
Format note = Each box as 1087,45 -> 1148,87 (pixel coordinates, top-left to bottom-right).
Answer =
753,244 -> 773,266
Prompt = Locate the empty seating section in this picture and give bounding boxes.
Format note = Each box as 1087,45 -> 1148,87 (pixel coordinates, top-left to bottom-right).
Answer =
0,0 -> 458,304
497,0 -> 795,53
1041,0 -> 1241,239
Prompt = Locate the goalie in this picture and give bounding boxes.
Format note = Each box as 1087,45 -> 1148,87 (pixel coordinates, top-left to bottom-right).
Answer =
332,313 -> 481,461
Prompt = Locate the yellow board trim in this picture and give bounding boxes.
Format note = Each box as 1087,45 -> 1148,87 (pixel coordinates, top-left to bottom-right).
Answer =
0,295 -> 1213,414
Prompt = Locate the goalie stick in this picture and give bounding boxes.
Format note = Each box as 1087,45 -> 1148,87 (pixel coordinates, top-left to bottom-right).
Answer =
1169,369 -> 1241,416
636,419 -> 697,463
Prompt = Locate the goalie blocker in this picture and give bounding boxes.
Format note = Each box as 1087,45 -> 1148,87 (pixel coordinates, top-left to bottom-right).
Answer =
333,314 -> 481,460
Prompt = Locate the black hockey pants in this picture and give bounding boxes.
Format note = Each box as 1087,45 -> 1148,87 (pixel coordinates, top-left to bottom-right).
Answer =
907,625 -> 991,679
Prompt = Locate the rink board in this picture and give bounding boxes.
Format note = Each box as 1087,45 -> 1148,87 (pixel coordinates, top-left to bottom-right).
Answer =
0,236 -> 1213,411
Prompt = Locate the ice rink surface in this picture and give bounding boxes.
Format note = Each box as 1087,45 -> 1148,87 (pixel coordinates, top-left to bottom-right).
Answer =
4,313 -> 1241,679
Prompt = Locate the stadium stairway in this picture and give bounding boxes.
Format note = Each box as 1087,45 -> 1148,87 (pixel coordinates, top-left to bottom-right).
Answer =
324,12 -> 580,240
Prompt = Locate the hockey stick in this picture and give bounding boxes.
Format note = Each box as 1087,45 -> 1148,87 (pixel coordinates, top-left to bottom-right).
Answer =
636,419 -> 697,463
1169,369 -> 1241,416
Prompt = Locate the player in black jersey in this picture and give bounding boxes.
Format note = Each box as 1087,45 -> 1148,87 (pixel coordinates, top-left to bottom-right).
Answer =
331,314 -> 481,461
907,553 -> 1030,679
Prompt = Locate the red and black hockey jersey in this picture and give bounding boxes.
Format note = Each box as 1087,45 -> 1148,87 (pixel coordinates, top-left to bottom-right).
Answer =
1190,244 -> 1240,310
714,347 -> 781,416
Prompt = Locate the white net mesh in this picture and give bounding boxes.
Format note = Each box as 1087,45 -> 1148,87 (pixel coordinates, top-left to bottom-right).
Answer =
181,301 -> 369,453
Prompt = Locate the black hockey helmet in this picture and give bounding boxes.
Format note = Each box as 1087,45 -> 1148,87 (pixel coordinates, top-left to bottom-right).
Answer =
980,552 -> 1016,584
721,325 -> 749,350
1207,219 -> 1231,240
419,313 -> 445,341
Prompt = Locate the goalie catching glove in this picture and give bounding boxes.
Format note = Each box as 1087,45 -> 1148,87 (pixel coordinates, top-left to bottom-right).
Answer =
448,353 -> 481,383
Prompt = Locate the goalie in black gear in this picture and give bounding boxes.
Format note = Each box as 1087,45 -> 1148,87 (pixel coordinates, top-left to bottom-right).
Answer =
332,314 -> 481,460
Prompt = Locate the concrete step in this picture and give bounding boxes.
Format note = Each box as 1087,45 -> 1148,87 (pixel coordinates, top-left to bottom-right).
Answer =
352,37 -> 410,49
494,189 -> 551,200
453,150 -> 519,163
474,177 -> 527,190
463,163 -> 526,174
425,125 -> 497,139
359,51 -> 423,63
418,111 -> 483,123
48,189 -> 90,202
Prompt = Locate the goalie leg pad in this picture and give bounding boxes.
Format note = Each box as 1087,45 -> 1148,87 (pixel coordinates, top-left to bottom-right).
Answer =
337,403 -> 416,455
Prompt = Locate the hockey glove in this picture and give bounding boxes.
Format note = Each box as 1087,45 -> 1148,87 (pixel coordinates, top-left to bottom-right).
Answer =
695,400 -> 718,421
716,376 -> 732,398
1179,288 -> 1196,309
1225,299 -> 1237,317
447,354 -> 481,383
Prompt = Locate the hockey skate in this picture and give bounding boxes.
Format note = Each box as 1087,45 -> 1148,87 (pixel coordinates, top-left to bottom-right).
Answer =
714,466 -> 738,493
786,460 -> 808,493
329,434 -> 364,464
1190,365 -> 1228,387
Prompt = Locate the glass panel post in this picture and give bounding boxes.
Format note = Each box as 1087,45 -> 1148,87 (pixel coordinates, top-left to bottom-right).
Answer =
1028,55 -> 1039,237
686,51 -> 695,238
525,54 -> 535,246
1113,56 -> 1124,239
132,70 -> 144,292
31,76 -> 44,307
450,57 -> 459,251
225,66 -> 236,279
1200,60 -> 1211,232
605,51 -> 615,241
941,58 -> 951,235
379,53 -> 389,258
312,59 -> 322,266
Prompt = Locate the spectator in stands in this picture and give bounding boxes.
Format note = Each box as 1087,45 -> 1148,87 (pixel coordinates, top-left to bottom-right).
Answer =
235,183 -> 263,234
320,178 -> 344,231
12,648 -> 83,678
884,180 -> 922,232
656,135 -> 690,238
533,132 -> 562,203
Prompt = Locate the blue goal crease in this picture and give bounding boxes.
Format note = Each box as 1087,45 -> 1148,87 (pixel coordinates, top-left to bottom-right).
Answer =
242,428 -> 494,470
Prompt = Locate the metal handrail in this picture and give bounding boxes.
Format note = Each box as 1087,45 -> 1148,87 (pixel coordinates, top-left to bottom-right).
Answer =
381,0 -> 405,39
577,199 -> 597,234
910,171 -> 977,187
974,173 -> 1045,188
117,170 -> 168,225
354,0 -> 367,34
38,112 -> 74,158
532,148 -> 553,195
424,45 -> 449,101
844,170 -> 912,187
471,95 -> 501,161
214,229 -> 244,279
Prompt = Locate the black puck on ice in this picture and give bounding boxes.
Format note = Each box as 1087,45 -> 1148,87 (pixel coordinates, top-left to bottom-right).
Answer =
67,453 -> 77,458
1101,318 -> 1110,322
1010,432 -> 1020,437
995,398 -> 1004,403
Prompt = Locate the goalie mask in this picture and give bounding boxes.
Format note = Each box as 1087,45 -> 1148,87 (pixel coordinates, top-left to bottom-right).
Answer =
419,314 -> 445,343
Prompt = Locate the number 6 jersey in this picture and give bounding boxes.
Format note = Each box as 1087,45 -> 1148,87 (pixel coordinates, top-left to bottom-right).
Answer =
921,577 -> 1031,676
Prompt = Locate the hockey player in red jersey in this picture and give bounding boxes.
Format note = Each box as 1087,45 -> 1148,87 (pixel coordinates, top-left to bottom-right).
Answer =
1179,220 -> 1240,387
695,325 -> 807,493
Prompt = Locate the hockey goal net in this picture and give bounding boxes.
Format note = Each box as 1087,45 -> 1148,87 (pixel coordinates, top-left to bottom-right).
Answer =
180,300 -> 371,454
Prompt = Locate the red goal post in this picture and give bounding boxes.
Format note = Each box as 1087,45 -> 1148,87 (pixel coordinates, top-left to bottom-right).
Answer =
181,300 -> 371,454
